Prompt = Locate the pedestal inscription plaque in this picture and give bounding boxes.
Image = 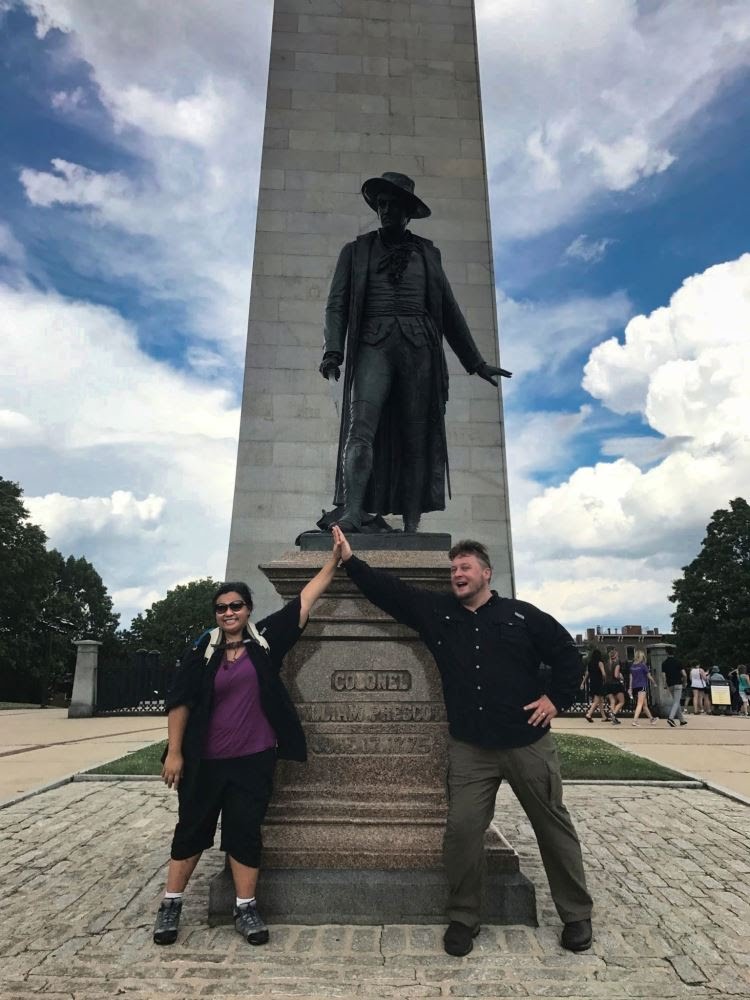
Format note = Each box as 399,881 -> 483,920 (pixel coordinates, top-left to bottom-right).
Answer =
209,549 -> 536,925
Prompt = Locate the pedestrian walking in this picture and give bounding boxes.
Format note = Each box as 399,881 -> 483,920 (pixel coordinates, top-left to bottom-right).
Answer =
583,648 -> 607,722
152,537 -> 341,947
331,526 -> 593,956
628,651 -> 656,726
689,662 -> 710,715
737,666 -> 750,718
604,649 -> 625,725
662,653 -> 688,727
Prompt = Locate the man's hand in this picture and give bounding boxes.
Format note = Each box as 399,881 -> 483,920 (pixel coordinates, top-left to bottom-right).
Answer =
332,524 -> 352,562
161,750 -> 184,790
332,532 -> 343,563
319,351 -> 343,381
475,362 -> 512,386
523,695 -> 558,728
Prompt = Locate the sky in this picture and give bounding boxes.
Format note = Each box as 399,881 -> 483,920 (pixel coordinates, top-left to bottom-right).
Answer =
1,0 -> 749,635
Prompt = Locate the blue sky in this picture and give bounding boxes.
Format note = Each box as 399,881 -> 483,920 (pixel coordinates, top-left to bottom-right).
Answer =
1,0 -> 749,633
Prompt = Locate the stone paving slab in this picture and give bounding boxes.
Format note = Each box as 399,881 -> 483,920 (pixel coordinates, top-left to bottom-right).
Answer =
1,781 -> 749,999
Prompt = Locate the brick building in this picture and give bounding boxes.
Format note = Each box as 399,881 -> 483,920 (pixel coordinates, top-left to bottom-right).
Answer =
574,625 -> 674,664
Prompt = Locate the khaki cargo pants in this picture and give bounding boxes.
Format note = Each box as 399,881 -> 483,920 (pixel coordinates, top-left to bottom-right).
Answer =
444,732 -> 593,927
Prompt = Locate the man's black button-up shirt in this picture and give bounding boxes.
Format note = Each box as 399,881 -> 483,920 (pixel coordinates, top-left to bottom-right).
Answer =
345,555 -> 583,750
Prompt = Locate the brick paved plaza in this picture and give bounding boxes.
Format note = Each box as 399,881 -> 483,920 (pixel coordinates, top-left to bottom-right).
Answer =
0,779 -> 748,1000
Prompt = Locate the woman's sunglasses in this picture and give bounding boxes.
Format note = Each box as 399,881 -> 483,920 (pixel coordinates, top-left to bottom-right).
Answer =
214,600 -> 246,614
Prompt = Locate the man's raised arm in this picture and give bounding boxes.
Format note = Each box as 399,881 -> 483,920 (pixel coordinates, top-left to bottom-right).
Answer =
332,525 -> 428,632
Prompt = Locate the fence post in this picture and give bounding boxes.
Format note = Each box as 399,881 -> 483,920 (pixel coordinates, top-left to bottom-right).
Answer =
68,640 -> 103,718
647,642 -> 674,717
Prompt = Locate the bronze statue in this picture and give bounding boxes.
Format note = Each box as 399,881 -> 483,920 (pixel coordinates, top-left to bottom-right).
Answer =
319,172 -> 510,534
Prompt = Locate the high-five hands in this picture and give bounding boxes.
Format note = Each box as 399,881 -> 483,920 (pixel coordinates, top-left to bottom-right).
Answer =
475,362 -> 512,386
332,524 -> 352,562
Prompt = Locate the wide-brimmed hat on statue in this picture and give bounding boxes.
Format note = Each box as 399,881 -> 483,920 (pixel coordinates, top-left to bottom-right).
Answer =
361,172 -> 431,220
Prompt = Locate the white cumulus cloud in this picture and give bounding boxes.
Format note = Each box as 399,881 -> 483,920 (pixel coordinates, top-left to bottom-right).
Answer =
510,254 -> 750,630
476,0 -> 750,238
0,283 -> 240,624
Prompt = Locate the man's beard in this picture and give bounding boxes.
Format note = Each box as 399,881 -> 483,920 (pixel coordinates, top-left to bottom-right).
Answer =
452,580 -> 483,605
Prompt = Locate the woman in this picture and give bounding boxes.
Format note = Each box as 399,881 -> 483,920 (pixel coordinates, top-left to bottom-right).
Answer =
603,649 -> 625,725
737,666 -> 750,718
153,538 -> 341,947
628,650 -> 656,726
689,662 -> 709,715
583,648 -> 607,722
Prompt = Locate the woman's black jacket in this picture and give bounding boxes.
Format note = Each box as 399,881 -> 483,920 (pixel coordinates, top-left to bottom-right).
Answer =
164,596 -> 307,783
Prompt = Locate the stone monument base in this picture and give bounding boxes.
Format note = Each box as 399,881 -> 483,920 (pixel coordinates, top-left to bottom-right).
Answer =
208,865 -> 536,926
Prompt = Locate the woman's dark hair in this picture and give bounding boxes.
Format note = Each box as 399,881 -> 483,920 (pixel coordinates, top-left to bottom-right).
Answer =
587,647 -> 604,669
212,581 -> 253,612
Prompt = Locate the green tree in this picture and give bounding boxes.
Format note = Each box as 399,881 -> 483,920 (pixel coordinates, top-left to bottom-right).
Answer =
42,551 -> 122,687
0,477 -> 122,702
124,578 -> 219,663
44,551 -> 120,639
670,497 -> 750,667
0,477 -> 54,674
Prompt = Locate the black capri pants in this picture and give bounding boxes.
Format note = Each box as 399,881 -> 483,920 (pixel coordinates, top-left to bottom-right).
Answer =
171,749 -> 276,868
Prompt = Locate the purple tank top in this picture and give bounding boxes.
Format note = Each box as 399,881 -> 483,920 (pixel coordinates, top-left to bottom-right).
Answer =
203,648 -> 277,759
630,663 -> 649,689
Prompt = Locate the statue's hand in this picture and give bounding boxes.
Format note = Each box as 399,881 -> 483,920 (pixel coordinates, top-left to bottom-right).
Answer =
319,351 -> 343,381
475,362 -> 512,387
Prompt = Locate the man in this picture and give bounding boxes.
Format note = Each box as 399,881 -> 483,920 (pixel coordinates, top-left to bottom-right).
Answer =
662,653 -> 688,727
331,525 -> 593,955
319,171 -> 510,534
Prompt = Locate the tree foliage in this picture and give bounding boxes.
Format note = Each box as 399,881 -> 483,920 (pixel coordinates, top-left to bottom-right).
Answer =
0,478 -> 54,670
670,497 -> 750,667
124,578 -> 219,663
0,476 -> 120,700
44,550 -> 120,640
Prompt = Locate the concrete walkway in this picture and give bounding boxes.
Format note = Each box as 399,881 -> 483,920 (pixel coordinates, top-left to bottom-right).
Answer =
2,708 -> 749,805
0,708 -> 164,803
554,714 -> 750,799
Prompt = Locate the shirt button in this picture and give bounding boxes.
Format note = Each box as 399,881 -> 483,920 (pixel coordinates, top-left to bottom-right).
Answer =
475,645 -> 479,649
477,685 -> 481,691
478,706 -> 483,711
475,665 -> 480,669
437,640 -> 441,645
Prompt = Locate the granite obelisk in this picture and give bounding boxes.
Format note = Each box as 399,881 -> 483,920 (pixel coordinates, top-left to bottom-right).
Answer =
214,0 -> 531,924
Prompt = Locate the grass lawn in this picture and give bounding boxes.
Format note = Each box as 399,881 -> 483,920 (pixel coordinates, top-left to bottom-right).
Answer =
0,702 -> 41,710
88,733 -> 685,782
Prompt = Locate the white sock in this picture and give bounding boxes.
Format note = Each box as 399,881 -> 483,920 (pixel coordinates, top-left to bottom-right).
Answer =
164,891 -> 183,900
236,896 -> 255,907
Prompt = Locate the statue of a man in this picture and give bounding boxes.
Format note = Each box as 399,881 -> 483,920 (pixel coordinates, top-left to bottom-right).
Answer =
319,172 -> 510,534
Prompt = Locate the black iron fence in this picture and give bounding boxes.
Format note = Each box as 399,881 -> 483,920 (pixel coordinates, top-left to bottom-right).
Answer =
96,649 -> 176,715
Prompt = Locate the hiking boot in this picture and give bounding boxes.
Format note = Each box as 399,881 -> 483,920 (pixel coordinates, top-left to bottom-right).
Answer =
667,718 -> 676,727
234,900 -> 269,945
153,897 -> 182,945
443,921 -> 480,956
561,918 -> 592,952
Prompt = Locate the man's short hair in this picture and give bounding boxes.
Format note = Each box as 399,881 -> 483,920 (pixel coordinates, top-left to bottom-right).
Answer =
448,539 -> 492,571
